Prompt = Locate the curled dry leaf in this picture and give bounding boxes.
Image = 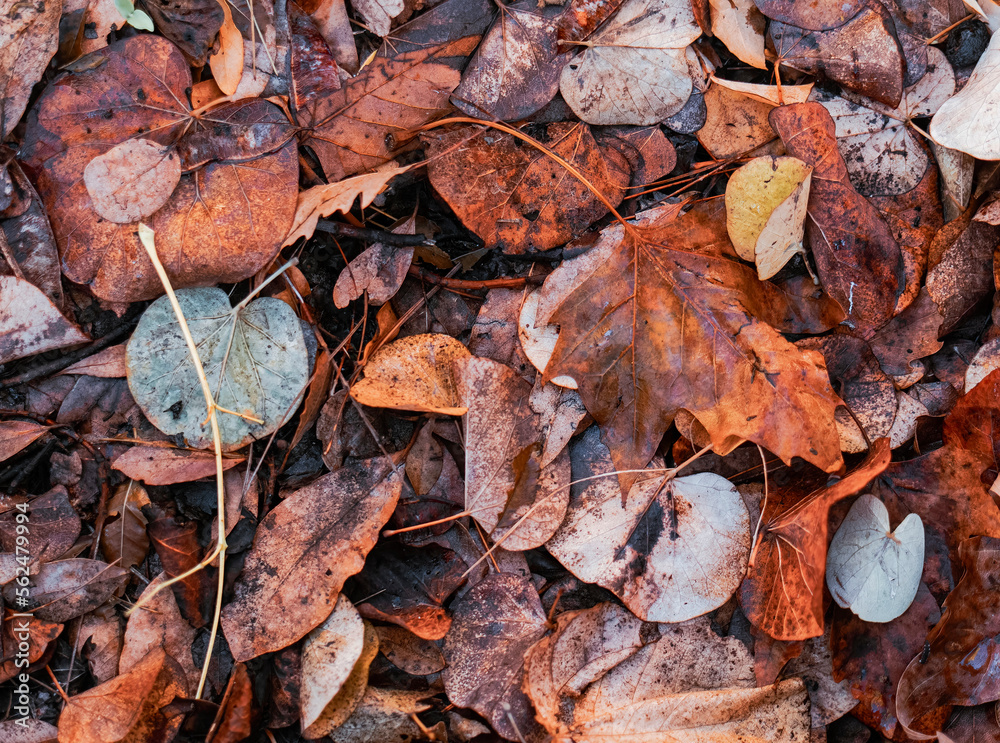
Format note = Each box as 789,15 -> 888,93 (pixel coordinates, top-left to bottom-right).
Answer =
826,494 -> 924,622
2,558 -> 128,623
896,536 -> 1000,739
558,0 -> 702,125
220,457 -> 402,661
126,287 -> 310,451
442,573 -> 548,742
519,290 -> 577,389
424,123 -> 630,254
83,139 -> 182,224
769,1 -> 905,107
725,155 -> 812,279
930,17 -> 1000,159
739,438 -> 892,641
20,36 -> 298,303
548,426 -> 751,623
709,77 -> 814,105
297,0 -> 492,182
534,198 -> 844,486
0,276 -> 88,365
452,0 -> 565,121
57,648 -> 188,743
300,595 -> 365,731
770,102 -> 904,336
455,356 -> 571,550
350,333 -> 471,415
0,0 -> 60,139
809,46 -> 955,198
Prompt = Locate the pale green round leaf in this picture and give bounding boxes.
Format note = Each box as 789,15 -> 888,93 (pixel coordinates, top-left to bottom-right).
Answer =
127,9 -> 155,31
126,288 -> 309,450
826,494 -> 924,623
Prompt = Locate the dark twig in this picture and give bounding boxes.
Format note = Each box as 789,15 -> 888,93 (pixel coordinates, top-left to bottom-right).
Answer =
407,265 -> 544,291
315,220 -> 434,246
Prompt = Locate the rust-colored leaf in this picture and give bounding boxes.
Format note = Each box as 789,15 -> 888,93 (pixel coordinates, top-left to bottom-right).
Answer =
147,508 -> 213,628
0,419 -> 48,463
99,481 -> 150,572
206,664 -> 254,743
220,457 -> 402,661
424,122 -> 631,254
770,102 -> 904,336
112,446 -> 243,485
738,438 -> 891,641
0,609 -> 62,683
534,198 -> 844,486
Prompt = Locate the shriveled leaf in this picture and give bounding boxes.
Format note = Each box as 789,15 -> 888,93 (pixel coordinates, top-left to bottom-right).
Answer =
220,457 -> 402,661
770,102 -> 904,335
455,356 -> 570,550
2,558 -> 127,623
0,0 -> 60,139
83,139 -> 181,224
304,621 -> 379,739
535,198 -> 844,485
424,122 -> 630,254
709,77 -> 813,105
452,0 -> 565,121
442,573 -> 549,742
827,494 -> 924,622
57,648 -> 187,743
0,420 -> 48,463
300,594 -> 365,730
739,439 -> 892,640
289,0 -> 343,111
126,287 -> 310,451
350,333 -> 470,415
809,46 -> 955,197
725,155 -> 812,279
112,446 -> 243,484
297,0 -> 491,182
558,0 -> 701,125
119,573 -> 200,692
770,1 -> 905,107
0,276 -> 88,364
548,426 -> 751,622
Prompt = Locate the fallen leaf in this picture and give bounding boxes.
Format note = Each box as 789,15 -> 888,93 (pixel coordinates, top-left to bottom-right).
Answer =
350,333 -> 470,415
57,648 -> 188,743
830,582 -> 941,738
0,276 -> 89,364
452,0 -> 565,121
697,83 -> 782,159
2,557 -> 126,624
739,438 -> 892,640
76,605 -> 123,685
558,0 -> 701,125
304,621 -> 379,738
809,46 -> 955,197
926,211 -> 1000,335
455,356 -> 571,550
61,344 -> 128,378
770,102 -> 905,336
940,703 -> 1000,743
0,420 -> 48,463
725,155 -> 812,279
147,508 -> 213,628
0,486 -> 80,563
868,289 -> 944,379
143,0 -> 224,65
943,368 -> 1000,483
442,573 -> 549,742
0,610 -> 62,683
769,1 -> 906,107
424,122 -> 630,254
100,481 -> 150,571
534,198 -> 844,484
289,0 -> 343,112
297,0 -> 492,182
548,425 -> 751,622
896,536 -> 1000,738
112,446 -> 243,485
126,287 -> 311,451
352,0 -> 404,36
752,0 -> 867,30
220,456 -> 402,661
709,77 -> 814,105
208,0 -> 244,95
779,625 -> 857,727
300,594 -> 365,730
206,663 -> 253,743
709,0 -> 766,69
375,626 -> 446,675
0,719 -> 58,743
327,687 -> 437,743
83,139 -> 182,224
826,494 -> 924,621
333,243 -> 413,308
119,573 -> 200,692
0,0 -> 60,139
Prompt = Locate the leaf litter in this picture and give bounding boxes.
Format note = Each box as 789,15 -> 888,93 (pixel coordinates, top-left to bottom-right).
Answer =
4,0 -> 1000,740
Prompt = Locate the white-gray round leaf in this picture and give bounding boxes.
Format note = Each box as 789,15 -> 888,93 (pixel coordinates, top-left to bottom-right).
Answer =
126,288 -> 310,450
826,494 -> 924,623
